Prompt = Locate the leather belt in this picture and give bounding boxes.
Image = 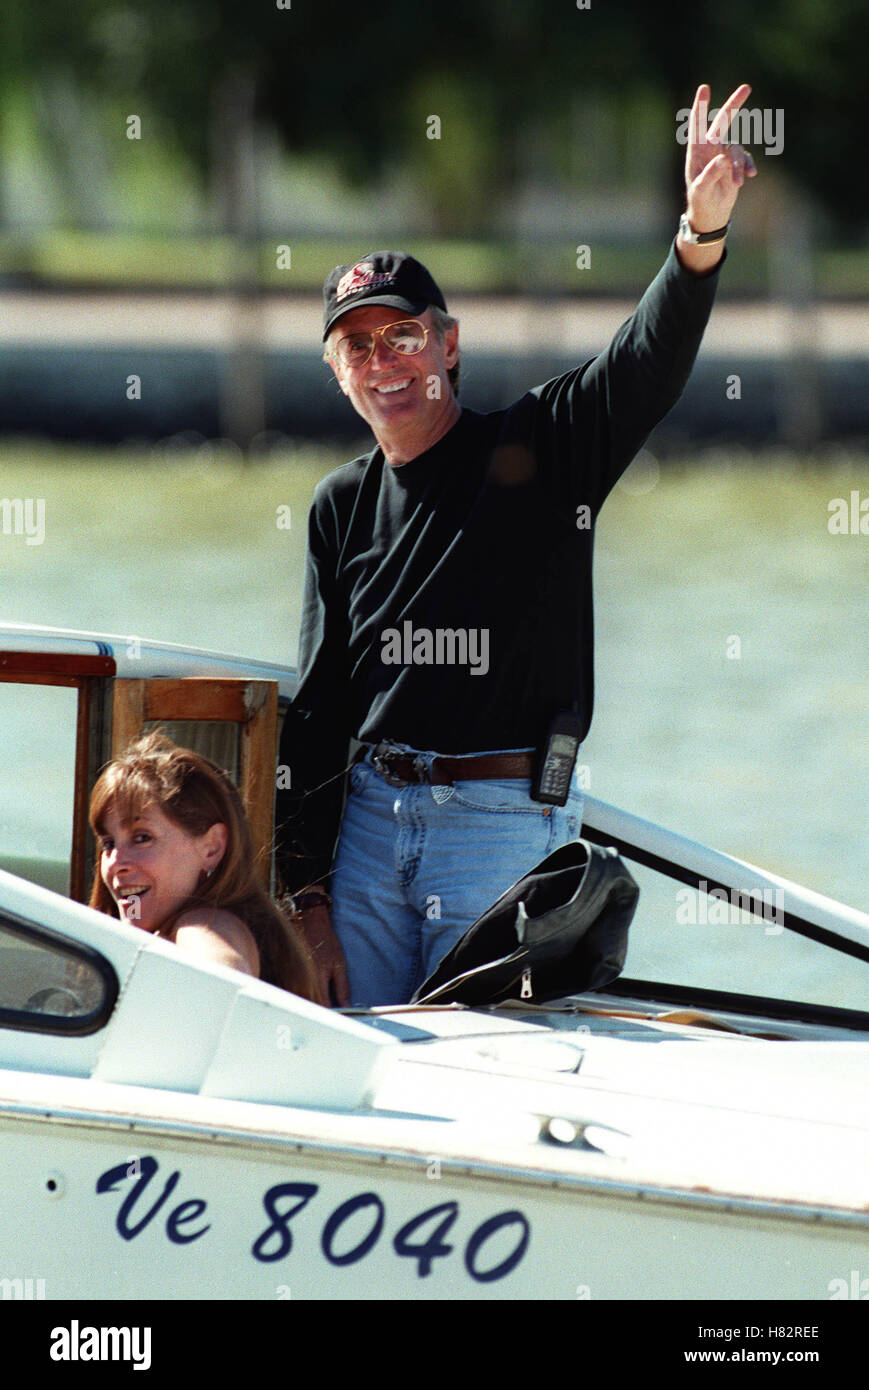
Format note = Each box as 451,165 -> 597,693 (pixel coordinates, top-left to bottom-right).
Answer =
361,742 -> 534,787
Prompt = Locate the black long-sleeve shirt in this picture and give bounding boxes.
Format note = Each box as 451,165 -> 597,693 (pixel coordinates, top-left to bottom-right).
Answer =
276,241 -> 723,893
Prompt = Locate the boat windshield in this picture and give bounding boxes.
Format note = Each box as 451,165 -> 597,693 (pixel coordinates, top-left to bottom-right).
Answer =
0,913 -> 116,1032
614,857 -> 869,1016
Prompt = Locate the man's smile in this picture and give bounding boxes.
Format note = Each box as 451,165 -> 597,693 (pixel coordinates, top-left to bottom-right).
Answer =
372,377 -> 413,395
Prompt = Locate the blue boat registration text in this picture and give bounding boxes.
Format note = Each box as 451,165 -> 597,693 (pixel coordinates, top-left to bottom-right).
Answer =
96,1156 -> 531,1283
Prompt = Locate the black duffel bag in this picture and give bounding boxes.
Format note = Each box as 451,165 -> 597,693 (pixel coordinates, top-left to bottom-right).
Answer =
411,840 -> 638,1007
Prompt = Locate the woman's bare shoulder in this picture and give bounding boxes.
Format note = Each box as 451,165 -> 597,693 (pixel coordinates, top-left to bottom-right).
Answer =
172,907 -> 260,976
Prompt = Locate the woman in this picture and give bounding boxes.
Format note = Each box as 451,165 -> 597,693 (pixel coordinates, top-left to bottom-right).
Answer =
89,732 -> 320,1002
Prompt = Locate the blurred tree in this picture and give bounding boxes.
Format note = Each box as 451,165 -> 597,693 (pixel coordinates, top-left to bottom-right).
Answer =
7,0 -> 866,235
702,0 -> 868,238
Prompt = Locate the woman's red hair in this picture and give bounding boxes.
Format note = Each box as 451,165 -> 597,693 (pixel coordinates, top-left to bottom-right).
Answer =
89,732 -> 320,1003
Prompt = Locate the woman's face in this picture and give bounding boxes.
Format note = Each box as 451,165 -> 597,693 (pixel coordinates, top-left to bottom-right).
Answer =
98,802 -> 224,933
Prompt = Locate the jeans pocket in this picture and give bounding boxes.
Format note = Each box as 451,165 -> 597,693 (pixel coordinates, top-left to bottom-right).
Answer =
450,778 -> 543,815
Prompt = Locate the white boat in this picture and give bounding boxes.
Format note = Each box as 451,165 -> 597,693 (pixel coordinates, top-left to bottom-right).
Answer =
1,622 -> 868,1301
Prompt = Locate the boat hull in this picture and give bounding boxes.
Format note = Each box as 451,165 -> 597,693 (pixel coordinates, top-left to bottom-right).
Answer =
2,1103 -> 866,1300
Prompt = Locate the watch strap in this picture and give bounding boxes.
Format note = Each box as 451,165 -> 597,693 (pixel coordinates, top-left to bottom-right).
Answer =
679,213 -> 730,245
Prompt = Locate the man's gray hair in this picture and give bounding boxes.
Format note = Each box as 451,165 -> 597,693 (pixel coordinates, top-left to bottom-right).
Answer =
428,305 -> 460,395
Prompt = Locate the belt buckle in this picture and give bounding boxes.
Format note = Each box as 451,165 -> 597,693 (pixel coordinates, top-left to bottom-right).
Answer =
372,742 -> 409,787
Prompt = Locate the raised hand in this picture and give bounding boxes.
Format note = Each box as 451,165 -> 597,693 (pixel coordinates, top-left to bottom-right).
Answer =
685,83 -> 757,233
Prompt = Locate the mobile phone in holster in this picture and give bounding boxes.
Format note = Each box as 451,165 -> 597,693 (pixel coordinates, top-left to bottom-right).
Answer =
531,711 -> 582,806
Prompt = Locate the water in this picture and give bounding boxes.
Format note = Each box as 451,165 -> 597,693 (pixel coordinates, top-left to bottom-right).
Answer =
1,445 -> 867,1010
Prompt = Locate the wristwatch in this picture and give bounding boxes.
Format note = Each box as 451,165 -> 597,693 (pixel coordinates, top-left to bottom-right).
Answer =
678,213 -> 730,245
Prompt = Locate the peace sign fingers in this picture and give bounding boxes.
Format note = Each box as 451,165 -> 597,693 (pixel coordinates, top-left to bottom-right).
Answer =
687,83 -> 752,182
705,83 -> 753,146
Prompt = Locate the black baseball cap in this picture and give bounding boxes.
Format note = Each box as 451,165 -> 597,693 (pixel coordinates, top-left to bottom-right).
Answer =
322,251 -> 447,340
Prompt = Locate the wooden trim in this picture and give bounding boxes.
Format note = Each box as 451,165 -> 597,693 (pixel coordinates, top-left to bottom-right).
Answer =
70,681 -> 93,903
240,683 -> 278,885
111,680 -> 147,758
142,679 -> 264,724
80,675 -> 112,905
0,653 -> 115,680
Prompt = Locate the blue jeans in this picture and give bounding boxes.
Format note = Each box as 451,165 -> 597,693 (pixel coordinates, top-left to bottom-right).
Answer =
330,743 -> 584,1007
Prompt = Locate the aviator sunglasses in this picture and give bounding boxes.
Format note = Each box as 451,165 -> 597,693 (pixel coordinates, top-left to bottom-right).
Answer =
331,319 -> 429,368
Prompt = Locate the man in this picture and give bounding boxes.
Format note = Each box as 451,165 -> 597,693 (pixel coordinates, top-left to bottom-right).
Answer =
276,83 -> 757,1007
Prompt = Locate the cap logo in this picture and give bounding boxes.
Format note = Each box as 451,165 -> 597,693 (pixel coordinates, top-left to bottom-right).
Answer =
335,260 -> 395,303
